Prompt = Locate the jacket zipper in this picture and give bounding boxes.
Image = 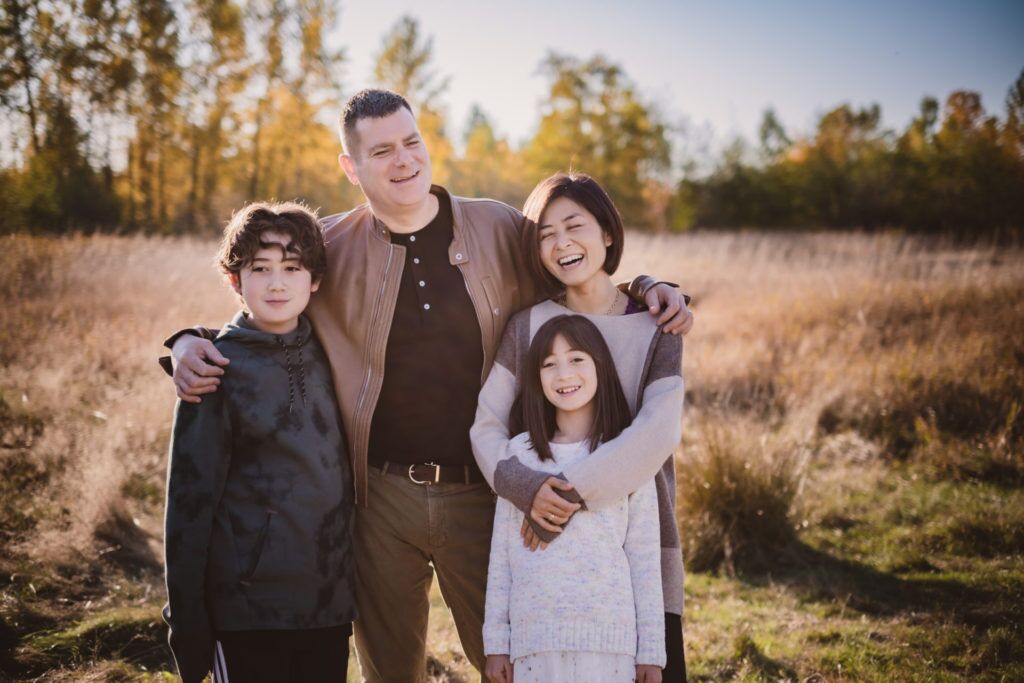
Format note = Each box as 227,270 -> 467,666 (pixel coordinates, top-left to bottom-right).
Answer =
354,244 -> 395,460
457,263 -> 491,384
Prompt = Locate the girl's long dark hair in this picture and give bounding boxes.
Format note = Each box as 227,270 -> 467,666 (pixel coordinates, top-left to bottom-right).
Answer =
510,315 -> 632,462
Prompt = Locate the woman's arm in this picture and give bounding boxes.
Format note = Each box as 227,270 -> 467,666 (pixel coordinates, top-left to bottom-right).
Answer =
625,478 -> 667,668
562,331 -> 684,510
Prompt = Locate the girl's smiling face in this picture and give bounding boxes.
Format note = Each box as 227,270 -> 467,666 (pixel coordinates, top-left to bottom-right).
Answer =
537,196 -> 613,289
540,333 -> 599,415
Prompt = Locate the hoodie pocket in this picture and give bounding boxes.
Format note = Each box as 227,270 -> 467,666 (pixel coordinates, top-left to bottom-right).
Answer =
239,509 -> 275,585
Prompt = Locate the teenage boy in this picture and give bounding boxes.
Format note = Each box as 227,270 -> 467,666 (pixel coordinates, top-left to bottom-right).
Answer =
163,202 -> 356,683
167,90 -> 693,682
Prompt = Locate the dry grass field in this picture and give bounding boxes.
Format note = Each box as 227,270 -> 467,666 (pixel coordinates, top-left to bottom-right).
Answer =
1,230 -> 1022,681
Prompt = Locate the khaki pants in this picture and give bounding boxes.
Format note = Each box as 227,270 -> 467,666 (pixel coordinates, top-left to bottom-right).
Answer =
352,466 -> 495,683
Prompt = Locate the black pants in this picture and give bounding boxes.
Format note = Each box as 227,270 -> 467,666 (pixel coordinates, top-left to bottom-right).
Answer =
664,612 -> 687,682
214,625 -> 351,683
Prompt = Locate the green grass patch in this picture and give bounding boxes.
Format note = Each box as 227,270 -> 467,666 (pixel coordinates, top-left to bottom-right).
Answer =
16,606 -> 170,676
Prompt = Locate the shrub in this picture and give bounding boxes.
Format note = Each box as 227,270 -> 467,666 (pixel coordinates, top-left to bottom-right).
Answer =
678,418 -> 806,574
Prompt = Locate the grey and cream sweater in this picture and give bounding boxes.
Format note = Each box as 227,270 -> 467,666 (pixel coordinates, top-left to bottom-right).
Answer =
471,299 -> 685,614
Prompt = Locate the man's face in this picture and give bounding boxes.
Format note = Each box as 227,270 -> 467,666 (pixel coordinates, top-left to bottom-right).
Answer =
339,108 -> 433,214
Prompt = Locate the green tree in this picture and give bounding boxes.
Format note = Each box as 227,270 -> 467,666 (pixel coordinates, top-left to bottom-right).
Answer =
373,15 -> 454,184
524,52 -> 671,228
0,0 -> 125,231
19,95 -> 119,230
450,105 -> 528,207
0,0 -> 56,156
758,108 -> 791,161
123,0 -> 182,230
178,0 -> 247,230
239,0 -> 346,207
1001,70 -> 1024,159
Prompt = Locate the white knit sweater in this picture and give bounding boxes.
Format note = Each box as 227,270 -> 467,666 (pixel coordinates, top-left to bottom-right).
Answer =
483,434 -> 666,667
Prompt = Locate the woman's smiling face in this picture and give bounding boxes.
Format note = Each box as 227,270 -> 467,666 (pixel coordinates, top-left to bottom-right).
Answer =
537,196 -> 613,289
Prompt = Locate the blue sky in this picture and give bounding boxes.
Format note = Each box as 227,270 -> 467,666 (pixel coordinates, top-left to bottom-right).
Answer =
333,0 -> 1024,157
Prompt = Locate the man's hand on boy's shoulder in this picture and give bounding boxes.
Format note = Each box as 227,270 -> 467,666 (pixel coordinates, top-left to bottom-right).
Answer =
171,335 -> 230,404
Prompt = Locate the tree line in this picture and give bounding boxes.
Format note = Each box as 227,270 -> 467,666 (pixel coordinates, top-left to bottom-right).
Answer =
678,85 -> 1024,235
2,2 -> 1022,235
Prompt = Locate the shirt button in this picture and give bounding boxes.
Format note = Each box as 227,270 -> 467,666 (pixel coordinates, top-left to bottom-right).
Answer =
423,303 -> 430,310
409,235 -> 416,242
419,280 -> 426,287
455,253 -> 463,260
413,257 -> 420,264
493,308 -> 500,315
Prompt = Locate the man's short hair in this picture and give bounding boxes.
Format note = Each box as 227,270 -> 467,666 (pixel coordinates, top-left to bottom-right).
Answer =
217,201 -> 327,284
339,89 -> 413,158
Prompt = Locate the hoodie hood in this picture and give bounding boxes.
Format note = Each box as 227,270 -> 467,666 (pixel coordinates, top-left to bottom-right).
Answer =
218,311 -> 313,413
217,310 -> 312,349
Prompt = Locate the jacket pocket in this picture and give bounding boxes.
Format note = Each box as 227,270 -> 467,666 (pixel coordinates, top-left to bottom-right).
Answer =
239,509 -> 275,585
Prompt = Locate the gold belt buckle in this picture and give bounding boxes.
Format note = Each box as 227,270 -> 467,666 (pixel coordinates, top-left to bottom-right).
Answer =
408,462 -> 440,485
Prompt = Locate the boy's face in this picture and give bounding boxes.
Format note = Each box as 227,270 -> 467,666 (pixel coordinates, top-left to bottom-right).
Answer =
231,231 -> 319,334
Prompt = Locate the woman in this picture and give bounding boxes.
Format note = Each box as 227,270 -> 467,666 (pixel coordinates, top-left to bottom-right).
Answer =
472,172 -> 687,681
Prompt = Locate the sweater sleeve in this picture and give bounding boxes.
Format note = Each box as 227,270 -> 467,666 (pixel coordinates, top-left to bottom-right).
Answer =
625,478 -> 666,667
562,331 -> 684,510
162,390 -> 232,683
483,497 -> 516,656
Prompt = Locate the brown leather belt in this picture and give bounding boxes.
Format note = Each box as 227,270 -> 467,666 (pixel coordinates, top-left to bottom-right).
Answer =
380,461 -> 486,486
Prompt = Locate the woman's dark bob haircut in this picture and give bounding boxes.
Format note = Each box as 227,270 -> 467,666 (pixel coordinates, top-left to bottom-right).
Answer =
521,172 -> 626,296
511,315 -> 632,462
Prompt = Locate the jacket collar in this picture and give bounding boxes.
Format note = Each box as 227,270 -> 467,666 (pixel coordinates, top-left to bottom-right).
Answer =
364,186 -> 472,266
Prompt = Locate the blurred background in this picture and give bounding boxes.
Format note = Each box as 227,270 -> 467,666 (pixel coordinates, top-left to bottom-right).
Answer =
1,0 -> 1023,236
1,1 -> 1023,681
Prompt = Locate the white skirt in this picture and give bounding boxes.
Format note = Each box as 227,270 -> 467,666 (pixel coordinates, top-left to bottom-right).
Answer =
512,651 -> 636,683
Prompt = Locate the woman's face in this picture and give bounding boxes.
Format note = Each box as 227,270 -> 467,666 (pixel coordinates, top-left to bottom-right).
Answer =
537,196 -> 613,289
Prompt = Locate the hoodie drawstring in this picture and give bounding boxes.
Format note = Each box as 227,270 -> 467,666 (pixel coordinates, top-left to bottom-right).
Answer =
277,336 -> 308,413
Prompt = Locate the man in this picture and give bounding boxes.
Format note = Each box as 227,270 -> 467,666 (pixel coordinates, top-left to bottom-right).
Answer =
170,89 -> 693,682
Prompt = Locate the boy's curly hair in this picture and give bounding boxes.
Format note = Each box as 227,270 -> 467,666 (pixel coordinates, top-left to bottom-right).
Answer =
217,201 -> 327,283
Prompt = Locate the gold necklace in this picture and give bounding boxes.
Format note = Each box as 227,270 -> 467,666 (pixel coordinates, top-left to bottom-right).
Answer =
557,289 -> 623,315
605,290 -> 623,315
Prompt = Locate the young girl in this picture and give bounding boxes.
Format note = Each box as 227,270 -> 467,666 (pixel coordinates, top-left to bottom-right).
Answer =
483,314 -> 664,683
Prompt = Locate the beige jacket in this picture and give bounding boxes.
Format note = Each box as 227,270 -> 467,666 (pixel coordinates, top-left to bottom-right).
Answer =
307,186 -> 537,504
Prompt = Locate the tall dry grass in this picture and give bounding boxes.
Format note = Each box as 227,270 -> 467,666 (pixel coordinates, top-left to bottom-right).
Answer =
3,230 -> 1021,570
1,234 -> 237,565
617,231 -> 1024,570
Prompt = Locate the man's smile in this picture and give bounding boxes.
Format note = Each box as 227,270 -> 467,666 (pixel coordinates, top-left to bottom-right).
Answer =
391,170 -> 420,183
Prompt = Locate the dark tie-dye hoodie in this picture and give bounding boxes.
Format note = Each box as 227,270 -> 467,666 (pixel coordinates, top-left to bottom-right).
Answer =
162,311 -> 355,683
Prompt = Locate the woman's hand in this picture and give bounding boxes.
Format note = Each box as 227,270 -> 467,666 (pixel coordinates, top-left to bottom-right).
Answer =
644,284 -> 693,336
485,654 -> 514,683
172,336 -> 230,403
530,477 -> 580,531
635,664 -> 662,683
